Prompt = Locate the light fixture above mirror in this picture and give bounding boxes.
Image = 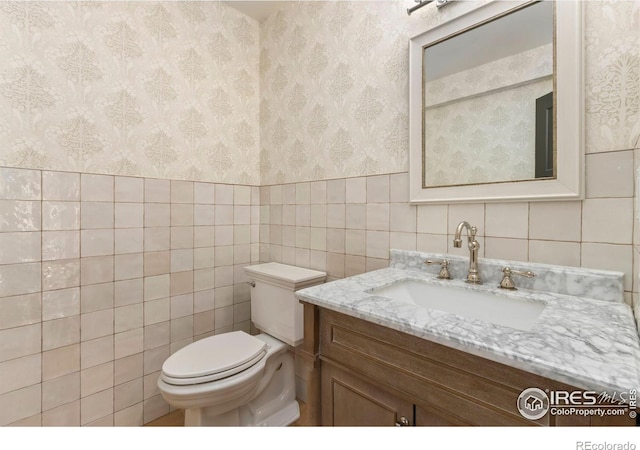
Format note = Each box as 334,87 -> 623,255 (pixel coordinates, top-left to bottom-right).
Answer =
409,0 -> 583,204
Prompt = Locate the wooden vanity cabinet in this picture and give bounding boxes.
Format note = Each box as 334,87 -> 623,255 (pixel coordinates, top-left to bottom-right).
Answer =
300,303 -> 635,427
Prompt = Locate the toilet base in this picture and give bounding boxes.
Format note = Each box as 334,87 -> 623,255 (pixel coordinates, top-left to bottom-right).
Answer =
182,348 -> 299,426
185,400 -> 300,427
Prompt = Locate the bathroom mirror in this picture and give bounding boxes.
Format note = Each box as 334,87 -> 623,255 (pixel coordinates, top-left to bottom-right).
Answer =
409,0 -> 583,204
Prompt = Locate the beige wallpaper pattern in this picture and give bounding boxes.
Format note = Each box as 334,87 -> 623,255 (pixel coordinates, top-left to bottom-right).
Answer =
0,1 -> 260,185
260,1 -> 411,184
260,0 -> 640,185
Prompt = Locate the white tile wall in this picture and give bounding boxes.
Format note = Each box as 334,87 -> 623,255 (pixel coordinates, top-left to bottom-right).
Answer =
0,167 -> 259,426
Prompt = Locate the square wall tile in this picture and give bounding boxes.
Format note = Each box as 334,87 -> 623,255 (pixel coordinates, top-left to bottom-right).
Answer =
295,183 -> 310,205
310,181 -> 326,204
43,171 -> 79,201
0,384 -> 41,426
81,335 -> 114,369
366,175 -> 389,203
366,204 -> 389,231
42,401 -> 80,426
234,185 -> 251,205
43,288 -> 79,321
81,174 -> 113,202
115,304 -> 143,334
43,316 -> 78,352
115,177 -> 143,203
416,205 -> 447,235
42,344 -> 79,381
586,150 -> 634,198
327,179 -> 345,204
0,168 -> 41,200
81,310 -> 114,341
389,173 -> 409,203
43,372 -> 79,412
194,204 -> 215,226
114,403 -> 143,427
115,253 -> 143,281
115,354 -> 143,386
43,259 -> 80,291
0,262 -> 41,297
529,240 -> 581,267
0,200 -> 41,231
115,329 -> 143,360
171,204 -> 194,227
582,198 -> 633,244
0,322 -> 40,361
346,178 -> 366,204
42,231 -> 79,261
144,251 -> 170,276
115,279 -> 143,307
215,184 -> 234,205
389,203 -> 416,233
81,362 -> 113,398
529,201 -> 582,242
485,203 -> 529,239
115,203 -> 143,228
0,232 -> 41,264
0,354 -> 41,396
115,229 -> 144,255
81,388 -> 113,425
81,202 -> 114,229
582,243 -> 632,291
145,179 -> 170,203
43,201 -> 79,231
484,237 -> 528,262
0,292 -> 40,331
145,204 -> 170,228
170,181 -> 193,204
81,229 -> 114,257
194,183 -> 215,204
416,234 -> 448,253
80,282 -> 113,314
114,378 -> 143,412
80,256 -> 114,285
144,227 -> 170,252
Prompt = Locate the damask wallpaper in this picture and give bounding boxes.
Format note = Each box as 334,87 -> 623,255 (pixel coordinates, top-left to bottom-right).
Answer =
0,1 -> 260,185
260,0 -> 640,185
259,1 -> 411,185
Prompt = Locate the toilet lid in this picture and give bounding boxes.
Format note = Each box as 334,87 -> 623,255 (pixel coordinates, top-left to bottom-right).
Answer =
161,331 -> 267,382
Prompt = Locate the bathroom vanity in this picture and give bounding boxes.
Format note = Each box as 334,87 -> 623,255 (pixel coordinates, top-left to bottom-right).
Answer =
295,251 -> 640,427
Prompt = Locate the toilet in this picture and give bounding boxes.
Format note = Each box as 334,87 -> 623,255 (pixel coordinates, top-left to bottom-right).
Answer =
157,263 -> 326,426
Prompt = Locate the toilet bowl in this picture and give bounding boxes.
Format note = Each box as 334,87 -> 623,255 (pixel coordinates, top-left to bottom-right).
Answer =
157,263 -> 326,426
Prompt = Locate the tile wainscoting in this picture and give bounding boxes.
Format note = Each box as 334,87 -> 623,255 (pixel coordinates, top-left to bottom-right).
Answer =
259,157 -> 636,305
0,167 -> 259,426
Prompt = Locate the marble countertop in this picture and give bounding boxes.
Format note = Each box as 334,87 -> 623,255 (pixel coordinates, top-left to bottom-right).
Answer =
295,266 -> 640,394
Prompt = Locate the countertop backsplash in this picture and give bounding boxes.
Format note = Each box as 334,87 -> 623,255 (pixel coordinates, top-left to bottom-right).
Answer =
390,249 -> 625,304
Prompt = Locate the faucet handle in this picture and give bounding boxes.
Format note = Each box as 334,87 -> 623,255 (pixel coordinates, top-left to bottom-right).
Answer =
425,259 -> 452,280
499,267 -> 536,290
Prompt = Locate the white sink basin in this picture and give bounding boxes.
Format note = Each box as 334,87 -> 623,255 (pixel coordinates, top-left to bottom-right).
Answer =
370,280 -> 544,331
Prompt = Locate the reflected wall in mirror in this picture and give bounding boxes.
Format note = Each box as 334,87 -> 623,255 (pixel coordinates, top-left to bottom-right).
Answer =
423,1 -> 554,188
409,0 -> 583,204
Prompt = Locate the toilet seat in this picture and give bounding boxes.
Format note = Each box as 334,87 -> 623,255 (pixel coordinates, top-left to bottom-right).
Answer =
161,331 -> 267,386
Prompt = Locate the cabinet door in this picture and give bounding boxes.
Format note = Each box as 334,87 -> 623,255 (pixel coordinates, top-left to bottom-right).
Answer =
321,363 -> 414,426
415,405 -> 467,426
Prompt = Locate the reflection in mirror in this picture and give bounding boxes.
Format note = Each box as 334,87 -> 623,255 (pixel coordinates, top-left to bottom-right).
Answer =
422,1 -> 554,188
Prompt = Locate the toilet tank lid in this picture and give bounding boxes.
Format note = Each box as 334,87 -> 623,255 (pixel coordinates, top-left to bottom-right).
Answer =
244,263 -> 326,285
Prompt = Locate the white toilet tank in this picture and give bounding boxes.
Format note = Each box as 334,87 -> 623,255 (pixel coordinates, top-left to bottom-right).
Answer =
244,263 -> 326,347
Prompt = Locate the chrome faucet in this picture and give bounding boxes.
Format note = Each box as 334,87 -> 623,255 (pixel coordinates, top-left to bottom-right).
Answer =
453,221 -> 482,284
